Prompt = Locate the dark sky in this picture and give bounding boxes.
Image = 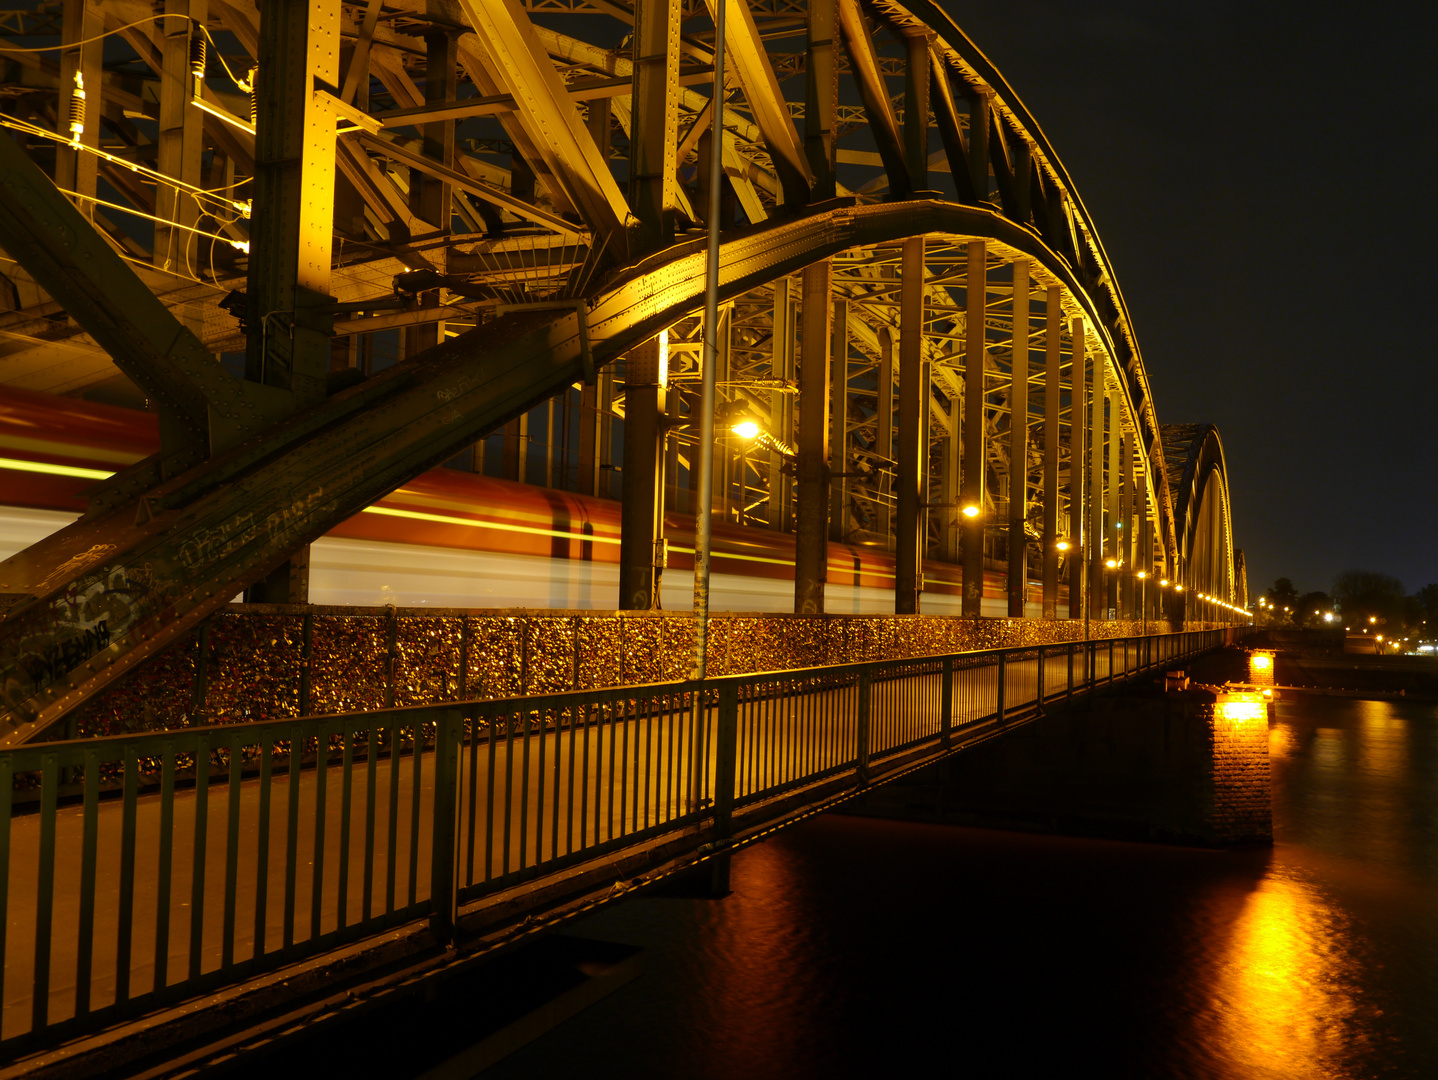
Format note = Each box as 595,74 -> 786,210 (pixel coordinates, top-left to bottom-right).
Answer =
939,1 -> 1438,599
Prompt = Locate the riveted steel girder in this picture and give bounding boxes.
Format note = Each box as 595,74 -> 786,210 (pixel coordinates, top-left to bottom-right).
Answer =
0,197 -> 1157,744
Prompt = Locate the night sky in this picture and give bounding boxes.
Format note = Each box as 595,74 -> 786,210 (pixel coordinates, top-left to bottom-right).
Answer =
939,2 -> 1438,599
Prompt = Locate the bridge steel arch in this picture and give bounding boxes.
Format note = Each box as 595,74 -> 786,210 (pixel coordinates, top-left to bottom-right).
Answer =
1163,423 -> 1238,619
0,0 -> 1212,742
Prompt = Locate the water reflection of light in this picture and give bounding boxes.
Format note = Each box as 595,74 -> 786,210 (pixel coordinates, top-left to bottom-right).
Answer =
1210,867 -> 1366,1078
1267,724 -> 1296,759
1356,700 -> 1407,783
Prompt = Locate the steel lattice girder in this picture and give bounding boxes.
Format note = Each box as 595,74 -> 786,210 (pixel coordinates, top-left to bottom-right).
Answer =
3,199 -> 1131,743
0,0 -> 1229,737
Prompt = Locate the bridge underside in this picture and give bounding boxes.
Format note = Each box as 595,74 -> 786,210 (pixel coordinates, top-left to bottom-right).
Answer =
0,1 -> 1239,745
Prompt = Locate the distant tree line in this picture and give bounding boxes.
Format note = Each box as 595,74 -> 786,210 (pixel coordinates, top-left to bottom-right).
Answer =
1261,571 -> 1438,640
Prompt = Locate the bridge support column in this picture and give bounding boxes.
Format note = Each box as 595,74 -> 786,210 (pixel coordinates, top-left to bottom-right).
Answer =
1007,259 -> 1029,618
829,297 -> 849,542
1106,390 -> 1120,617
405,27 -> 458,356
619,335 -> 668,610
795,260 -> 832,613
244,0 -> 341,604
630,0 -> 680,254
1088,340 -> 1106,622
1068,318 -> 1086,622
961,240 -> 986,618
895,238 -> 925,614
1119,431 -> 1134,618
1042,285 -> 1061,618
876,326 -> 894,546
768,278 -> 795,531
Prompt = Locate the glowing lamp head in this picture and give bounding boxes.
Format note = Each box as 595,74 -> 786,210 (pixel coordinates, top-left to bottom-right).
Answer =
1175,585 -> 1184,592
961,504 -> 981,519
731,419 -> 760,440
1105,559 -> 1117,569
1056,540 -> 1070,551
1160,579 -> 1169,587
1137,571 -> 1147,580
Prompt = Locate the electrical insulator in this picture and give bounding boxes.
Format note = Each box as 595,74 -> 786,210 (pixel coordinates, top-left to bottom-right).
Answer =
245,65 -> 258,126
188,33 -> 207,82
67,71 -> 86,145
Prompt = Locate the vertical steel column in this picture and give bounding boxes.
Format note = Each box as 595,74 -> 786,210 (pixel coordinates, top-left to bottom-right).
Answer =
939,387 -> 960,563
619,335 -> 667,609
962,241 -> 986,618
794,260 -> 833,613
1068,318 -> 1086,621
904,32 -> 929,188
1042,285 -> 1061,618
829,297 -> 849,541
405,29 -> 458,356
895,238 -> 925,614
631,0 -> 680,253
1088,345 -> 1105,621
244,0 -> 339,604
804,0 -> 837,202
56,0 -> 103,203
768,277 -> 794,530
154,1 -> 207,290
247,0 -> 337,405
1007,259 -> 1029,618
1106,390 -> 1120,616
877,326 -> 894,546
1119,431 -> 1133,618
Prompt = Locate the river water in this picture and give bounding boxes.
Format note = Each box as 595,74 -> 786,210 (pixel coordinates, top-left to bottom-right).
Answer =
484,697 -> 1438,1079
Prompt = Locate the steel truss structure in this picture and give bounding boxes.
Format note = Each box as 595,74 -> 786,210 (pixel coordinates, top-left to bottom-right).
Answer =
0,0 -> 1241,744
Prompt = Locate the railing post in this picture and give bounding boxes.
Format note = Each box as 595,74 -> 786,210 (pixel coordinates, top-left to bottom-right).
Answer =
708,681 -> 741,895
856,668 -> 871,786
1108,638 -> 1116,685
1066,641 -> 1075,698
995,652 -> 1006,724
429,709 -> 462,945
714,682 -> 739,841
1036,646 -> 1046,706
941,656 -> 953,748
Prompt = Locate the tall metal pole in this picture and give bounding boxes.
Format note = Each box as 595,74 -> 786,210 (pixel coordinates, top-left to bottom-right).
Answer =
691,0 -> 726,680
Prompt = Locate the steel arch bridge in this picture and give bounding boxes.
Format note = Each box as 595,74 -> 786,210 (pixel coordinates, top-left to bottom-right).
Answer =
0,0 -> 1242,744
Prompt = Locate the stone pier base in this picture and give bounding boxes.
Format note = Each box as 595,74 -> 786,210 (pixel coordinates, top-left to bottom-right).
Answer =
844,685 -> 1272,847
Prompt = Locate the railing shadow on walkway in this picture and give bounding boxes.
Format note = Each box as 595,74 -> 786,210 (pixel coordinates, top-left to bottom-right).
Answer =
0,627 -> 1239,1057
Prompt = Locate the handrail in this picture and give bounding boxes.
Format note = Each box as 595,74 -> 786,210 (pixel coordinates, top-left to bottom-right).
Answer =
0,626 -> 1240,1055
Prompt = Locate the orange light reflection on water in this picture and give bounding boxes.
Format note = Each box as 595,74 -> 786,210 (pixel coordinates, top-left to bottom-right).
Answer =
1207,865 -> 1367,1079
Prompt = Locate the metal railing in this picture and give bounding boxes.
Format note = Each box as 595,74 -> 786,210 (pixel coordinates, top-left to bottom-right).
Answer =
0,627 -> 1234,1054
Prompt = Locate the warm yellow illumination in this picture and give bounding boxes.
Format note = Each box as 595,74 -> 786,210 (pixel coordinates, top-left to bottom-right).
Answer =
0,455 -> 113,481
1137,571 -> 1147,579
961,504 -> 980,518
1105,559 -> 1117,569
1160,578 -> 1169,586
1369,616 -> 1377,624
731,420 -> 760,440
1218,695 -> 1267,722
1056,539 -> 1070,551
1175,585 -> 1184,592
1250,653 -> 1273,672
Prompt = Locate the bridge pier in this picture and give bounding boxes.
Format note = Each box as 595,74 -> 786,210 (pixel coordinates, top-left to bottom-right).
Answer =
844,676 -> 1272,848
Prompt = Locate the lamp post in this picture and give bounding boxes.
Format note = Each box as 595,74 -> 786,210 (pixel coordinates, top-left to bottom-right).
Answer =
691,0 -> 727,682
